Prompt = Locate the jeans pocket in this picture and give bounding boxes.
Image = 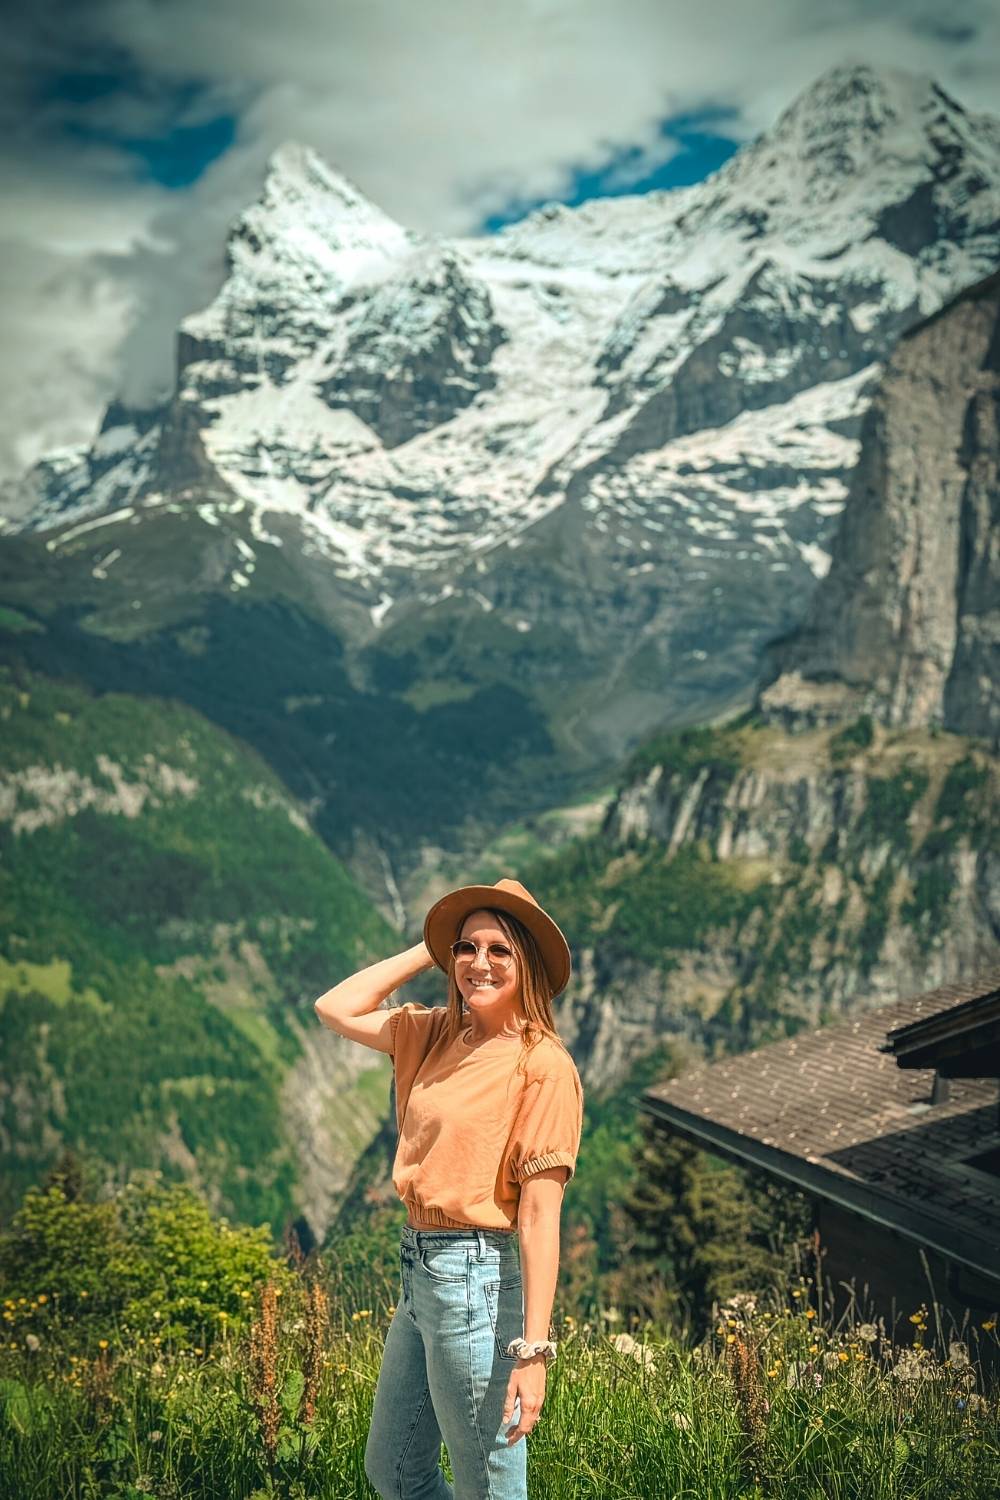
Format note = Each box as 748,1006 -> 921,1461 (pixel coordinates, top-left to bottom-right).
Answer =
484,1276 -> 524,1362
418,1244 -> 471,1283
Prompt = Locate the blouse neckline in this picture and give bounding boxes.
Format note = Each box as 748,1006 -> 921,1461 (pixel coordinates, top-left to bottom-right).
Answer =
459,1023 -> 527,1051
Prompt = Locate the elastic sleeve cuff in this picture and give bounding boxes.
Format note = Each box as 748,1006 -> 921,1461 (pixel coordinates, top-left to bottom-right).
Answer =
516,1150 -> 576,1184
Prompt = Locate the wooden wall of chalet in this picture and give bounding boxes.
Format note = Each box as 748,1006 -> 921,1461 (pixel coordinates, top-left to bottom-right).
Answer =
815,1201 -> 1000,1372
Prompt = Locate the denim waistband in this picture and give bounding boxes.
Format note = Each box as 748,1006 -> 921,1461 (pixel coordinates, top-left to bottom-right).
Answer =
400,1223 -> 518,1255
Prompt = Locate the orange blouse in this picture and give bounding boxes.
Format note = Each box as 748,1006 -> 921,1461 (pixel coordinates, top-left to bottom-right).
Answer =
388,1001 -> 584,1232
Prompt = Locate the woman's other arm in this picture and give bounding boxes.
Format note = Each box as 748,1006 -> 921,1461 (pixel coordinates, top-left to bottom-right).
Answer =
313,941 -> 435,1052
502,1166 -> 569,1445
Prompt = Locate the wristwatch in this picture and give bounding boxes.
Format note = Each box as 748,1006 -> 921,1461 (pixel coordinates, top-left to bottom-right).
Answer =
506,1337 -> 557,1364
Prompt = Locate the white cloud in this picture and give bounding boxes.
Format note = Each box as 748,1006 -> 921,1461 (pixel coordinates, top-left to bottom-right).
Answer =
3,0 -> 1000,481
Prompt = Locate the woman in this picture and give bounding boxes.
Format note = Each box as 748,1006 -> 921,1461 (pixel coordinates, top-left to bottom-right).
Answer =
314,877 -> 584,1500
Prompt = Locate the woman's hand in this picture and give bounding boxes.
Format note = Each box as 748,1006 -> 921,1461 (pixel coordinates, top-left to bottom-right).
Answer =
502,1355 -> 547,1445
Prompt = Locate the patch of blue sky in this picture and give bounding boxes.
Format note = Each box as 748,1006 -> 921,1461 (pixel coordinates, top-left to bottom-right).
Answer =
481,108 -> 741,233
48,71 -> 236,188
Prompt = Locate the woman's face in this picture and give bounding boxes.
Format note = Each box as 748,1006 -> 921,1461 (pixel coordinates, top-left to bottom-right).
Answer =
455,909 -> 522,1020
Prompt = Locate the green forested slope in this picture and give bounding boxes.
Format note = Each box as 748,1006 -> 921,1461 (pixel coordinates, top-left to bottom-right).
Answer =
0,660 -> 399,1228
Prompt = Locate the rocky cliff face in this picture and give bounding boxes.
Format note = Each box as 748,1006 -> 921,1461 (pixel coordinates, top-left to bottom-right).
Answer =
758,269 -> 1000,741
544,721 -> 999,1093
546,270 -> 1000,1091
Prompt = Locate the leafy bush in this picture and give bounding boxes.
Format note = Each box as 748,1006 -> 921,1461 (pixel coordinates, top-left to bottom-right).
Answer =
0,1172 -> 294,1354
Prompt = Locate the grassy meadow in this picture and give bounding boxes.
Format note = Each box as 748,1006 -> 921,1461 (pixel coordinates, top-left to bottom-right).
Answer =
1,1172 -> 997,1499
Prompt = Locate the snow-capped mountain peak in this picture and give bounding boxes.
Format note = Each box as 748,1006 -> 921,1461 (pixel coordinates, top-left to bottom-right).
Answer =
5,64 -> 1000,692
237,141 -> 418,272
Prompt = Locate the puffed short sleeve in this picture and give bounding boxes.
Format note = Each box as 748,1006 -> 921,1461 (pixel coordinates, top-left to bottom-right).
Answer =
505,1059 -> 584,1186
388,1001 -> 446,1062
387,1001 -> 449,1137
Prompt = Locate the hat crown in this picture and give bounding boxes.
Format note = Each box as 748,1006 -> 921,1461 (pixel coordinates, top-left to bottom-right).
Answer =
489,878 -> 537,907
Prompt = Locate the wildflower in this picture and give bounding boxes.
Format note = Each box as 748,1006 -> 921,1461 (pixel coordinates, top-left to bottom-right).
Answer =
726,1334 -> 736,1344
149,1431 -> 163,1443
671,1411 -> 692,1431
949,1341 -> 970,1370
809,1344 -> 819,1354
36,1294 -> 48,1305
299,1282 -> 330,1427
892,1349 -> 942,1383
249,1283 -> 281,1466
838,1351 -> 849,1363
610,1332 -> 656,1370
80,1290 -> 88,1298
98,1339 -> 109,1350
982,1320 -> 996,1332
857,1323 -> 878,1343
721,1293 -> 758,1320
25,1334 -> 41,1353
805,1309 -> 816,1320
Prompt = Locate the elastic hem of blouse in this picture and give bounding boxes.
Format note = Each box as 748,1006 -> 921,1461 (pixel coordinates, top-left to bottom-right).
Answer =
403,1199 -> 517,1232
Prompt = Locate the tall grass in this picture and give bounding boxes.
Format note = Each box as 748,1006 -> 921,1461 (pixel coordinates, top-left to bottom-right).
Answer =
1,1236 -> 997,1499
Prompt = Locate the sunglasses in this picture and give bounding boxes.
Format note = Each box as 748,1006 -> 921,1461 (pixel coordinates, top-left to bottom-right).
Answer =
450,940 -> 515,968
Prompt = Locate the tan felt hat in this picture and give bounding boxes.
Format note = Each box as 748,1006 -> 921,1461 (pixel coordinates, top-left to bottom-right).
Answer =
423,877 -> 572,998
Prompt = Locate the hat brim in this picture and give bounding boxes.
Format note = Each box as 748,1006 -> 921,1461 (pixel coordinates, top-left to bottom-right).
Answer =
423,884 -> 572,998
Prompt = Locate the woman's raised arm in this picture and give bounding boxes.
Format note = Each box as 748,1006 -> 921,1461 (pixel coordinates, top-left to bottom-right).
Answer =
313,941 -> 436,1050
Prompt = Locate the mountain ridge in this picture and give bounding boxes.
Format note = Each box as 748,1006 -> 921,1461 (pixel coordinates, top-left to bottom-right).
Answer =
2,60 -> 999,896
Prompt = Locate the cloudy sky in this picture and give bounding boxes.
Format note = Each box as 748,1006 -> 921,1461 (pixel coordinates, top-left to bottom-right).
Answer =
4,0 -> 1000,482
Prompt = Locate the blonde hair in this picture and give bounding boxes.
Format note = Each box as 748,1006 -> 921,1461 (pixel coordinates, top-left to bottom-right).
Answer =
441,906 -> 572,1078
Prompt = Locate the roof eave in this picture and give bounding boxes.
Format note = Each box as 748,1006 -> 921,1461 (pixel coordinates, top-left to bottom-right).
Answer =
637,1091 -> 1000,1287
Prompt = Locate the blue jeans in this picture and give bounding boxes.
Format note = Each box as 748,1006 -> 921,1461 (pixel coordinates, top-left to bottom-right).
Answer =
365,1225 -> 528,1499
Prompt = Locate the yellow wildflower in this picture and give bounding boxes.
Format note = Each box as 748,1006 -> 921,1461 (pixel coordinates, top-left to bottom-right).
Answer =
982,1320 -> 996,1332
838,1351 -> 849,1362
98,1339 -> 109,1349
36,1294 -> 48,1304
805,1309 -> 816,1320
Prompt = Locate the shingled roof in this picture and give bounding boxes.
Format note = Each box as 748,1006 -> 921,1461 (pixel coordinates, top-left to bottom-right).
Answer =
640,966 -> 1000,1283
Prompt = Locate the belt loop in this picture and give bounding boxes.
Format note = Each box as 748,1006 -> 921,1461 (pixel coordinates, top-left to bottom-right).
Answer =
475,1229 -> 486,1259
